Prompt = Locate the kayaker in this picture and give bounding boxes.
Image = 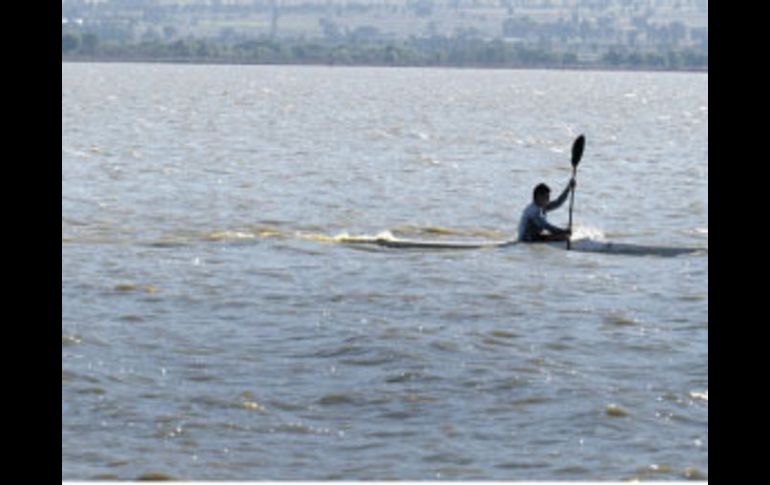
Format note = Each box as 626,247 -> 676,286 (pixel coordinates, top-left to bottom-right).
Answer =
517,179 -> 576,242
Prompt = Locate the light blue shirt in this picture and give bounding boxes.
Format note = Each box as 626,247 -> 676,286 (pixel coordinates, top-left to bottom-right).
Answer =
517,185 -> 570,241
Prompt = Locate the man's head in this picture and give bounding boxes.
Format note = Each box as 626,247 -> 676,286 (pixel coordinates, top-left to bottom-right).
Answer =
533,183 -> 551,208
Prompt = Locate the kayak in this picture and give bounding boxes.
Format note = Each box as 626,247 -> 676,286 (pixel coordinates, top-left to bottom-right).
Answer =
551,240 -> 707,257
332,136 -> 705,258
340,236 -> 706,257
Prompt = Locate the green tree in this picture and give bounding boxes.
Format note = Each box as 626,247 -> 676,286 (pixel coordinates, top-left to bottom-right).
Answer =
562,52 -> 578,65
81,33 -> 99,55
62,33 -> 80,53
329,46 -> 353,65
665,50 -> 682,69
682,49 -> 707,68
604,49 -> 624,66
384,45 -> 400,64
194,40 -> 211,58
644,52 -> 665,68
627,51 -> 643,66
171,39 -> 191,57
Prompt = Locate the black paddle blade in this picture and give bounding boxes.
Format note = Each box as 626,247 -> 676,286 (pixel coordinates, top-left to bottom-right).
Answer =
571,135 -> 585,168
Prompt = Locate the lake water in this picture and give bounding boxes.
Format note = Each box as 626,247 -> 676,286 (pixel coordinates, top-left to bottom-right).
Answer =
62,63 -> 707,481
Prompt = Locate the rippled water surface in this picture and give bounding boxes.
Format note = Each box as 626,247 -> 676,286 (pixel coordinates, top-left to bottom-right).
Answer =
62,63 -> 707,481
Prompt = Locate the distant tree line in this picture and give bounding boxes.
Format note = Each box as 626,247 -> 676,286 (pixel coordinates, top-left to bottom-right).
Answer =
601,47 -> 707,70
62,31 -> 707,71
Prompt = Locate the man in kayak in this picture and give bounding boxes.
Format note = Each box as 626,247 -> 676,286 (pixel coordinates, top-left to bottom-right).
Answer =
517,179 -> 576,242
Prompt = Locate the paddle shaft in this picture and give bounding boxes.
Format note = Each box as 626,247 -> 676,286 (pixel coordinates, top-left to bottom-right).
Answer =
566,166 -> 577,250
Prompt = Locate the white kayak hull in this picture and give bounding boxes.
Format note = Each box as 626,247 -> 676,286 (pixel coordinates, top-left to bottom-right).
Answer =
341,237 -> 706,257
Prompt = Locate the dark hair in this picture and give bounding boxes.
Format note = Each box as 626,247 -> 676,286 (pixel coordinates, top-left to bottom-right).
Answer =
533,183 -> 551,200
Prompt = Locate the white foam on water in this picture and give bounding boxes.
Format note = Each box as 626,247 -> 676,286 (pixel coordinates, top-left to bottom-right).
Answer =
571,225 -> 606,242
204,230 -> 257,241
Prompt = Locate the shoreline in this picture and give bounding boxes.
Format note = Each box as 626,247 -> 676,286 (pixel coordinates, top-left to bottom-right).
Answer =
61,55 -> 708,74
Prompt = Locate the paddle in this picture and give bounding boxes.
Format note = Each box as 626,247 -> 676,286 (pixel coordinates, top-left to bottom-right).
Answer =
566,135 -> 585,250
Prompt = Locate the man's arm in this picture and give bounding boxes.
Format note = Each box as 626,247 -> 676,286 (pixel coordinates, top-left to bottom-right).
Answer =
545,178 -> 575,212
531,210 -> 567,234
